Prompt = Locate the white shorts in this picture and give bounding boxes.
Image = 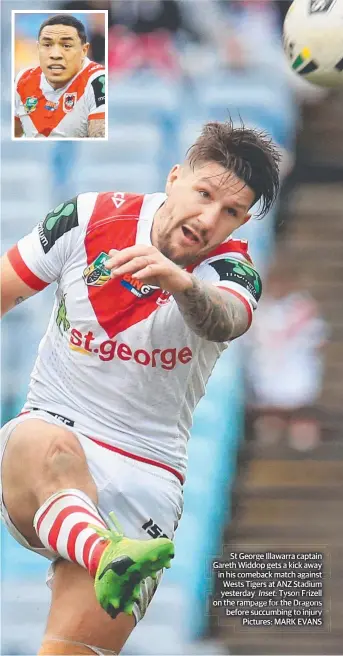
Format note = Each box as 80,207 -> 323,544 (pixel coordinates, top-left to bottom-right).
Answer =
0,410 -> 184,623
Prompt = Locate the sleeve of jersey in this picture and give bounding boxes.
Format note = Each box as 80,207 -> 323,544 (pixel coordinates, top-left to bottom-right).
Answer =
86,70 -> 106,120
7,193 -> 97,290
192,252 -> 262,329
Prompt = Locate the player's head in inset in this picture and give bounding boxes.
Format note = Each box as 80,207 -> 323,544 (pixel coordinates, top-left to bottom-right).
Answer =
152,119 -> 280,267
37,14 -> 89,89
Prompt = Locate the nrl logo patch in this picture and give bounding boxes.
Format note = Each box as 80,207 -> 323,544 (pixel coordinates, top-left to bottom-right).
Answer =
83,252 -> 111,287
63,92 -> 77,112
24,96 -> 38,114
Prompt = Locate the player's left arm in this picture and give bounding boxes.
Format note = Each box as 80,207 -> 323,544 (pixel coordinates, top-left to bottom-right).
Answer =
86,70 -> 106,138
1,254 -> 39,316
174,276 -> 253,342
88,117 -> 105,138
175,255 -> 261,341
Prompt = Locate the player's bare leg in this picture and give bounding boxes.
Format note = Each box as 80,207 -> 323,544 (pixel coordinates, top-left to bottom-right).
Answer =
38,560 -> 135,655
2,419 -> 99,547
1,418 -> 174,619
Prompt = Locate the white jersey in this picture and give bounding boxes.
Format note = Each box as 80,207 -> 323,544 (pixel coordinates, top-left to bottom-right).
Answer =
8,192 -> 261,480
14,57 -> 105,138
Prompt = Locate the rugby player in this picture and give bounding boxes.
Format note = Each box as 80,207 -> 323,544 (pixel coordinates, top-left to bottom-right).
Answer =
1,121 -> 280,655
14,14 -> 105,139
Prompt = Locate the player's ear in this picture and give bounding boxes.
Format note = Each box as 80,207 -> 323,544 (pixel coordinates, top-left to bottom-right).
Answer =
165,165 -> 181,194
82,42 -> 90,58
242,213 -> 251,225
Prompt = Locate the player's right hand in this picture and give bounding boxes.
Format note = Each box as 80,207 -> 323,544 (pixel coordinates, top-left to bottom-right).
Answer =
105,245 -> 193,294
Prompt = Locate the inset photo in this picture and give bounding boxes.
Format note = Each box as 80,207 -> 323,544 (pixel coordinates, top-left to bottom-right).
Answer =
12,10 -> 107,140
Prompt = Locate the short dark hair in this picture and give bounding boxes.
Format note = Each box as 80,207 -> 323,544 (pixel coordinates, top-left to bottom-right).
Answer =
38,14 -> 87,44
186,120 -> 281,218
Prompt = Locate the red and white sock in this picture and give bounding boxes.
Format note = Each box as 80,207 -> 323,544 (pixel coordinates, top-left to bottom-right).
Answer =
33,489 -> 109,577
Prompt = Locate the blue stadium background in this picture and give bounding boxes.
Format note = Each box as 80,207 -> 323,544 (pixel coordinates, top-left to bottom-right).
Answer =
1,1 -> 297,654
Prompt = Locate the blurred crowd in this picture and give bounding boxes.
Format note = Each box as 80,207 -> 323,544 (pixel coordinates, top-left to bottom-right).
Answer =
244,252 -> 328,452
57,0 -> 293,76
14,1 -> 294,76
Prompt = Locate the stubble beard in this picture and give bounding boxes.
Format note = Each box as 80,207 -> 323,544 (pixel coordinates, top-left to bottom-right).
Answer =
158,236 -> 203,268
153,207 -> 203,268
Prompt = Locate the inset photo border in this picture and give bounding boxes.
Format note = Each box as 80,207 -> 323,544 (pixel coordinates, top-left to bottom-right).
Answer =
12,9 -> 108,141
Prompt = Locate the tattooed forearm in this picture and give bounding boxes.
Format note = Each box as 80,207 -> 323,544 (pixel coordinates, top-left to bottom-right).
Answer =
174,276 -> 249,342
87,118 -> 105,138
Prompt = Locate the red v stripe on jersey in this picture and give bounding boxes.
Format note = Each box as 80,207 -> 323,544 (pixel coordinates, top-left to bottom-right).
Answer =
17,62 -> 104,137
85,193 -> 162,339
85,196 -> 253,338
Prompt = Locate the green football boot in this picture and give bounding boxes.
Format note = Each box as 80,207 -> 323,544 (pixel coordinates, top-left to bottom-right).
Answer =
92,512 -> 174,618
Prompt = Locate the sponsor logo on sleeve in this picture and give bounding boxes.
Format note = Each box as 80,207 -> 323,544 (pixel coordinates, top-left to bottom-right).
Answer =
38,199 -> 78,254
208,257 -> 262,302
91,74 -> 105,108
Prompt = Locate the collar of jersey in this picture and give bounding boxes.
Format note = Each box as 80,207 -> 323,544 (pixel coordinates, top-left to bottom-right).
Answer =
40,56 -> 91,98
136,192 -> 167,247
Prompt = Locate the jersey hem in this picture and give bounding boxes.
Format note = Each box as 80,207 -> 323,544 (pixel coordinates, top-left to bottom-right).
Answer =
20,403 -> 186,482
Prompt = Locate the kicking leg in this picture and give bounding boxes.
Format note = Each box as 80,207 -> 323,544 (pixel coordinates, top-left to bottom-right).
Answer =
38,559 -> 135,655
1,418 -> 174,619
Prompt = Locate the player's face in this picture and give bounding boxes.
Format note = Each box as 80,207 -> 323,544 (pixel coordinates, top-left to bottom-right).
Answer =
152,162 -> 254,267
38,25 -> 89,89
